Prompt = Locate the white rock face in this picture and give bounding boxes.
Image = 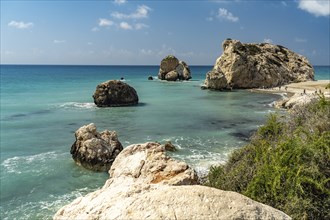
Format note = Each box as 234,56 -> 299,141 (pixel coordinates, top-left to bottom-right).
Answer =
54,142 -> 291,220
204,39 -> 314,90
276,93 -> 317,110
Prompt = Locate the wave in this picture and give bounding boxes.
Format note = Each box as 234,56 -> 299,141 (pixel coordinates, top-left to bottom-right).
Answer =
0,187 -> 91,220
56,102 -> 97,110
160,136 -> 235,170
1,151 -> 66,175
255,109 -> 276,114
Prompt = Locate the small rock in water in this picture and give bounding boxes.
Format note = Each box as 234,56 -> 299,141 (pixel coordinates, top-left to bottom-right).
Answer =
70,123 -> 123,172
163,141 -> 177,151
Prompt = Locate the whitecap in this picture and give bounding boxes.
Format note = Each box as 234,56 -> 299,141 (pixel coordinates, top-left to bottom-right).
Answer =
1,151 -> 65,174
160,136 -> 238,170
0,187 -> 93,220
57,102 -> 97,110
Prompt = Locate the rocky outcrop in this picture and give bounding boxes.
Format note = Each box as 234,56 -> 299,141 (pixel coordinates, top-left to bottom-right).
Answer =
275,93 -> 317,110
204,39 -> 314,90
93,80 -> 138,107
158,55 -> 191,81
70,123 -> 123,172
55,142 -> 291,220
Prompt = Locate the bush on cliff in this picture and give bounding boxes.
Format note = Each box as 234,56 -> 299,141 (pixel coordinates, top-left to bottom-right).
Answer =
206,96 -> 330,219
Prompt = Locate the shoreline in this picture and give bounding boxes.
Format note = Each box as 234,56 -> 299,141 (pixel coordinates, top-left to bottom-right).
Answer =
250,80 -> 330,96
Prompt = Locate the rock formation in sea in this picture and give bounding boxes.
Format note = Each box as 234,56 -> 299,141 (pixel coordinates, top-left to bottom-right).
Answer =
93,80 -> 139,107
55,142 -> 291,219
70,123 -> 123,172
158,55 -> 191,81
203,39 -> 314,90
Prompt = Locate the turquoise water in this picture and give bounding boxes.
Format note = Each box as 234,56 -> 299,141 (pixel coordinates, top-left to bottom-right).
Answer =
0,65 -> 329,219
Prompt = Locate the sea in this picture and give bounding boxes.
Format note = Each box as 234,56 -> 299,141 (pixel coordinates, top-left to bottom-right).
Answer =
0,65 -> 329,219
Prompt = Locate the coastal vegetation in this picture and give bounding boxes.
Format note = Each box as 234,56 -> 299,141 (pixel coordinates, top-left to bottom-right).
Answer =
206,95 -> 330,219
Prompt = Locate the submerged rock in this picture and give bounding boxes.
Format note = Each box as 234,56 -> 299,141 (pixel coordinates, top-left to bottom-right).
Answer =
204,39 -> 314,90
55,142 -> 291,220
70,123 -> 123,172
93,80 -> 139,107
158,55 -> 191,81
163,141 -> 177,151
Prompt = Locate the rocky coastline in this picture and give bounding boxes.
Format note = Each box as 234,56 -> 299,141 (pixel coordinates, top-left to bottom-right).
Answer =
53,40 -> 328,219
251,80 -> 330,110
54,142 -> 291,219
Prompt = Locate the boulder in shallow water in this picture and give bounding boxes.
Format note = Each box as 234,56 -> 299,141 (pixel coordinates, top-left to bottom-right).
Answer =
165,70 -> 179,81
93,80 -> 139,107
70,123 -> 123,172
56,142 -> 291,220
158,55 -> 191,81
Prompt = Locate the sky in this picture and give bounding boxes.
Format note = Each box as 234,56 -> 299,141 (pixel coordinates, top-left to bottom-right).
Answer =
1,0 -> 329,65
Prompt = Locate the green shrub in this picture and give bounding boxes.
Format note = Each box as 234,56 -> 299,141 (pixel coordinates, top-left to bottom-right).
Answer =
206,98 -> 330,219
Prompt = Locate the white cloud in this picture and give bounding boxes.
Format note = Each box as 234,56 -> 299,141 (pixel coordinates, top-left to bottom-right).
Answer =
140,49 -> 154,56
217,8 -> 239,22
8,20 -> 34,29
135,23 -> 149,30
212,0 -> 241,3
53,40 -> 66,44
263,38 -> 273,44
4,50 -> 15,55
99,18 -> 114,26
206,17 -> 214,22
119,22 -> 133,30
298,0 -> 330,17
111,5 -> 152,19
91,27 -> 100,32
295,37 -> 307,43
114,0 -> 126,5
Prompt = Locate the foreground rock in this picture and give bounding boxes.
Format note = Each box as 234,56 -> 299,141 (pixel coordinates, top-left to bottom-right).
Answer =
93,80 -> 138,107
70,123 -> 123,172
275,93 -> 317,110
204,39 -> 314,90
158,55 -> 191,81
55,142 -> 291,219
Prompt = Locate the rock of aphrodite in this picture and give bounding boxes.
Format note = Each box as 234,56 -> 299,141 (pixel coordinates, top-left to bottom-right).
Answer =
204,39 -> 314,90
55,142 -> 291,220
158,55 -> 191,81
70,123 -> 123,172
93,80 -> 138,107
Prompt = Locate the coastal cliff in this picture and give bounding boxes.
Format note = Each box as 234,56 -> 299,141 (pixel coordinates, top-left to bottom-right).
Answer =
204,39 -> 314,90
54,142 -> 291,219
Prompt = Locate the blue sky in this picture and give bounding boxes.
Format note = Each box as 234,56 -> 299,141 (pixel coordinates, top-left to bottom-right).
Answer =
1,0 -> 329,65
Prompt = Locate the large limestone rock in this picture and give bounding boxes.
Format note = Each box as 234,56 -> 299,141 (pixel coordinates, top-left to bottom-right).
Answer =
158,55 -> 191,81
70,123 -> 123,172
55,142 -> 291,220
204,39 -> 314,90
93,80 -> 138,107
